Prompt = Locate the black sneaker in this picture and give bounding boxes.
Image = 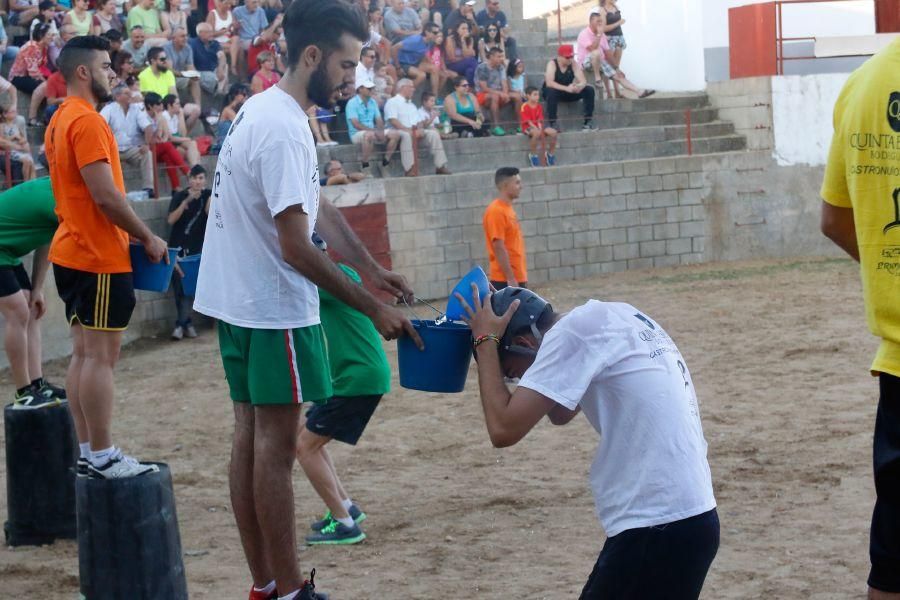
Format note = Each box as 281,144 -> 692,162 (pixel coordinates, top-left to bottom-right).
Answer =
305,519 -> 366,545
582,121 -> 595,131
76,457 -> 90,478
297,569 -> 328,600
12,385 -> 57,410
38,380 -> 67,401
310,504 -> 366,531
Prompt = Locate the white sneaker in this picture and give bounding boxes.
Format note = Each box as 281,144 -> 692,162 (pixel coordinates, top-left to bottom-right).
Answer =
89,449 -> 159,479
185,324 -> 198,338
171,325 -> 184,340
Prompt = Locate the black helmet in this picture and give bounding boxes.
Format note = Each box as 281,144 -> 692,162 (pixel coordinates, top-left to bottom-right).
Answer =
490,287 -> 553,359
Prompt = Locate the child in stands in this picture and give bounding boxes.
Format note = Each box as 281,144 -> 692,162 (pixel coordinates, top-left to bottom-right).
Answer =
520,86 -> 558,167
0,105 -> 36,181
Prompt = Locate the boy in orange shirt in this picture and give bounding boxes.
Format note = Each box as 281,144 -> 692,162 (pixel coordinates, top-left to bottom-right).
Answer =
520,86 -> 558,168
483,166 -> 527,290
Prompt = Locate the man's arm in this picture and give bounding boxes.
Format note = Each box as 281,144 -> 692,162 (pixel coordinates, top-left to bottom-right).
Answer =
350,117 -> 370,132
388,117 -> 410,132
820,201 -> 859,261
27,244 -> 50,319
544,60 -> 567,92
491,238 -> 517,285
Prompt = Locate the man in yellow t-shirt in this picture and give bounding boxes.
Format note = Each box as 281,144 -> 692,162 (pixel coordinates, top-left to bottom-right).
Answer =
820,37 -> 900,599
138,46 -> 177,97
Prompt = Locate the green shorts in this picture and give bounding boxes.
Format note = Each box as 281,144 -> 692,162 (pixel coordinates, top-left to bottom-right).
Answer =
217,321 -> 333,405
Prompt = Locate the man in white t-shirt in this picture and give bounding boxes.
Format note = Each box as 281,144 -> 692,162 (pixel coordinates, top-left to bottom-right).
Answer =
457,286 -> 719,599
194,2 -> 422,599
384,78 -> 450,176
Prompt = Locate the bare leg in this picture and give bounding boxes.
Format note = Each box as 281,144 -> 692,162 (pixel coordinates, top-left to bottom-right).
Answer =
528,129 -> 539,154
66,324 -> 88,443
23,289 -> 42,381
869,589 -> 900,600
614,73 -> 643,94
253,404 -> 303,594
184,140 -> 201,166
360,131 -> 374,163
297,428 -> 350,520
546,127 -> 558,153
321,122 -> 332,143
384,130 -> 400,162
183,103 -> 201,130
28,82 -> 46,120
490,95 -> 500,128
0,290 -> 31,388
320,444 -> 349,501
78,328 -> 123,450
189,78 -> 202,107
230,402 -> 273,588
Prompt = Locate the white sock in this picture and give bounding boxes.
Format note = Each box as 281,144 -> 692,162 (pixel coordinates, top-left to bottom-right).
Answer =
90,446 -> 116,467
340,498 -> 353,511
336,515 -> 355,528
253,580 -> 276,594
278,591 -> 299,600
79,443 -> 91,459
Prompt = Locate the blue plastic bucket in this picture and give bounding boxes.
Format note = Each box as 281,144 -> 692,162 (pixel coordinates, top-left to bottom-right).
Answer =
397,320 -> 473,393
178,254 -> 201,296
445,266 -> 490,321
130,244 -> 179,293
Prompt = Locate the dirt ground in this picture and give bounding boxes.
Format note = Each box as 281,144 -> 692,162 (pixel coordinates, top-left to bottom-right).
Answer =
0,257 -> 883,599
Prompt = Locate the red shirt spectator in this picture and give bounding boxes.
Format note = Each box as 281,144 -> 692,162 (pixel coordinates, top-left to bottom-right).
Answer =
46,70 -> 67,100
247,36 -> 276,76
520,101 -> 543,131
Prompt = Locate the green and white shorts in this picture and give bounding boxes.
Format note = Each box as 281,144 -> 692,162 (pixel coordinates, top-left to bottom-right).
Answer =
217,321 -> 333,406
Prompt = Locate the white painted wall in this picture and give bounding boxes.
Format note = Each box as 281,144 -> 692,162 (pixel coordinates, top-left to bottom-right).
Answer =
703,0 -> 875,49
771,73 -> 849,166
524,0 -> 584,19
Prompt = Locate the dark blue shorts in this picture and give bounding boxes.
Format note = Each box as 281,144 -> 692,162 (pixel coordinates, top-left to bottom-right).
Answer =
580,508 -> 719,600
305,395 -> 382,446
869,373 -> 900,592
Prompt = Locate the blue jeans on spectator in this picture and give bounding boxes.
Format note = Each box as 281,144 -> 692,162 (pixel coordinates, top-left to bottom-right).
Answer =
0,45 -> 20,72
172,271 -> 193,328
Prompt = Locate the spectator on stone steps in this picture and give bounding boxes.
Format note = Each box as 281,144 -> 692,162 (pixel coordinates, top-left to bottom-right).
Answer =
384,78 -> 451,176
444,19 -> 477,86
346,80 -> 399,176
63,0 -> 93,37
250,51 -> 280,94
475,46 -> 519,136
9,0 -> 40,28
160,0 -> 190,41
138,46 -> 202,130
165,28 -> 203,108
212,82 -> 248,151
100,84 -> 155,196
356,45 -> 377,89
122,25 -> 150,68
429,0 -> 458,29
102,29 -> 124,68
144,91 -> 191,192
444,0 -> 479,39
394,22 -> 440,96
0,22 -> 21,74
113,49 -> 135,82
126,0 -> 165,41
48,23 -> 77,74
206,0 -> 238,75
520,85 -> 558,168
0,78 -> 17,115
92,0 -> 125,35
232,0 -> 282,75
425,30 -> 457,99
9,23 -> 52,98
161,94 -> 201,167
578,8 -> 653,101
190,23 -> 229,97
365,4 -> 393,66
42,70 -> 66,123
30,2 -> 59,43
259,0 -> 283,25
384,0 -> 422,44
443,75 -> 488,137
478,20 -> 505,64
0,105 -> 36,182
373,64 -> 395,108
476,0 -> 517,64
246,26 -> 283,77
320,160 -> 366,186
543,43 -> 595,131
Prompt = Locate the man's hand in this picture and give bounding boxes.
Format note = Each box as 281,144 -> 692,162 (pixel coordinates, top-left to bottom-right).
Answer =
372,303 -> 424,349
456,283 -> 519,339
372,267 -> 414,303
29,289 -> 46,320
142,234 -> 170,264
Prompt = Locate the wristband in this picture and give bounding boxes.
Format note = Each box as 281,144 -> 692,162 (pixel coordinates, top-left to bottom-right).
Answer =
473,334 -> 501,350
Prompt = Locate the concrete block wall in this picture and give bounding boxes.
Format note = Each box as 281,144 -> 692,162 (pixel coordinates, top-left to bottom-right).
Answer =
707,77 -> 775,152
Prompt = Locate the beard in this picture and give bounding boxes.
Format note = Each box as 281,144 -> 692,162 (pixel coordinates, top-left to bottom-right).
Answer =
307,58 -> 340,109
158,65 -> 169,73
90,74 -> 113,104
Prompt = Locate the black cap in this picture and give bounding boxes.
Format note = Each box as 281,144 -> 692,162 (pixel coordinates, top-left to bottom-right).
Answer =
490,287 -> 552,358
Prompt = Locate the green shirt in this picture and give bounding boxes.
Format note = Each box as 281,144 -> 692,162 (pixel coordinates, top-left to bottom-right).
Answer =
0,177 -> 58,267
319,264 -> 391,397
126,5 -> 161,34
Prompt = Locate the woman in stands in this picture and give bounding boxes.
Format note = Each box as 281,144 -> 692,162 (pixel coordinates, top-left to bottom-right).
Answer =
599,0 -> 626,97
161,0 -> 189,40
207,0 -> 238,75
113,50 -> 134,82
250,51 -> 281,94
161,94 -> 201,167
444,20 -> 477,86
63,0 -> 93,37
213,82 -> 248,151
144,92 -> 191,192
478,22 -> 505,64
92,0 -> 124,35
429,0 -> 456,29
444,75 -> 488,138
9,23 -> 52,97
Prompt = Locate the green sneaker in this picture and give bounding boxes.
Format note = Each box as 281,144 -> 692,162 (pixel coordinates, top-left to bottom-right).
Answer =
491,126 -> 506,136
305,518 -> 366,546
310,504 -> 366,531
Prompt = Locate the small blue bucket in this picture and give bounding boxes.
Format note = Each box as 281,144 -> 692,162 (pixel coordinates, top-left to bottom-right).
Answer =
178,254 -> 201,296
397,320 -> 473,393
130,244 -> 179,293
445,266 -> 490,321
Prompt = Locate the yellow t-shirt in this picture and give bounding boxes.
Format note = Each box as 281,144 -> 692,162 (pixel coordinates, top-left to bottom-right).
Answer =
138,67 -> 176,97
821,37 -> 900,377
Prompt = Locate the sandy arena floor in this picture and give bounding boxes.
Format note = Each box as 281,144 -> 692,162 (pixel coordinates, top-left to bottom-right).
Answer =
0,257 -> 882,599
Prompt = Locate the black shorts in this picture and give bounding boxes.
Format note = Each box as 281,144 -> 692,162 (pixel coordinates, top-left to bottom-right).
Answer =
0,264 -> 31,298
305,395 -> 382,445
53,264 -> 136,331
580,508 -> 719,600
869,373 -> 900,592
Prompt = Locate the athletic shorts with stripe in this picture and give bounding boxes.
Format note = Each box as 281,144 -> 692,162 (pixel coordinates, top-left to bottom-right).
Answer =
53,264 -> 136,331
217,321 -> 333,406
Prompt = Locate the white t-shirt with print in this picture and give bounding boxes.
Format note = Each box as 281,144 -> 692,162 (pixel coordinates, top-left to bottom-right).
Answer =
194,85 -> 322,329
518,300 -> 716,538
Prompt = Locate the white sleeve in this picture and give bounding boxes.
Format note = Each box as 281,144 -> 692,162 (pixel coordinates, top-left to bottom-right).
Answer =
383,99 -> 398,124
136,109 -> 153,131
254,139 -> 314,218
518,329 -> 608,410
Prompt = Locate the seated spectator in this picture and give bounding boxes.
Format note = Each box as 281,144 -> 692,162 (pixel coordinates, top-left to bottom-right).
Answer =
9,23 -> 52,97
443,75 -> 487,137
213,82 -> 249,150
478,20 -> 504,64
373,64 -> 395,107
113,50 -> 135,82
161,0 -> 189,40
259,0 -> 283,24
385,78 -> 451,176
127,0 -> 165,39
418,91 -> 441,128
520,85 -> 558,167
161,94 -> 201,166
31,2 -> 60,40
394,22 -> 440,95
207,0 -> 237,75
165,28 -> 203,108
92,0 -> 124,35
139,46 -> 201,129
384,0 -> 422,44
63,0 -> 92,36
444,0 -> 479,38
346,80 -> 399,174
250,51 -> 280,94
364,5 -> 391,66
0,78 -> 17,114
232,0 -> 281,74
599,0 -> 627,96
167,164 -> 210,340
190,23 -> 229,96
356,46 -> 377,88
122,25 -> 150,67
103,29 -> 124,65
476,0 -> 517,63
144,91 -> 191,191
9,0 -> 40,27
508,58 -> 526,102
475,47 -> 520,136
47,23 -> 76,74
321,159 -> 366,186
407,0 -> 432,25
41,69 -> 66,123
100,84 -> 155,195
425,29 -> 456,96
429,0 -> 457,29
0,105 -> 35,182
577,9 -> 653,100
543,44 -> 595,131
444,19 -> 477,85
307,104 -> 337,147
246,26 -> 283,76
0,22 -> 21,74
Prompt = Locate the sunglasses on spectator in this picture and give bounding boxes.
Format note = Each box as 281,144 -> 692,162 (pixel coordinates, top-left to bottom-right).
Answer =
157,56 -> 168,61
458,83 -> 469,88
